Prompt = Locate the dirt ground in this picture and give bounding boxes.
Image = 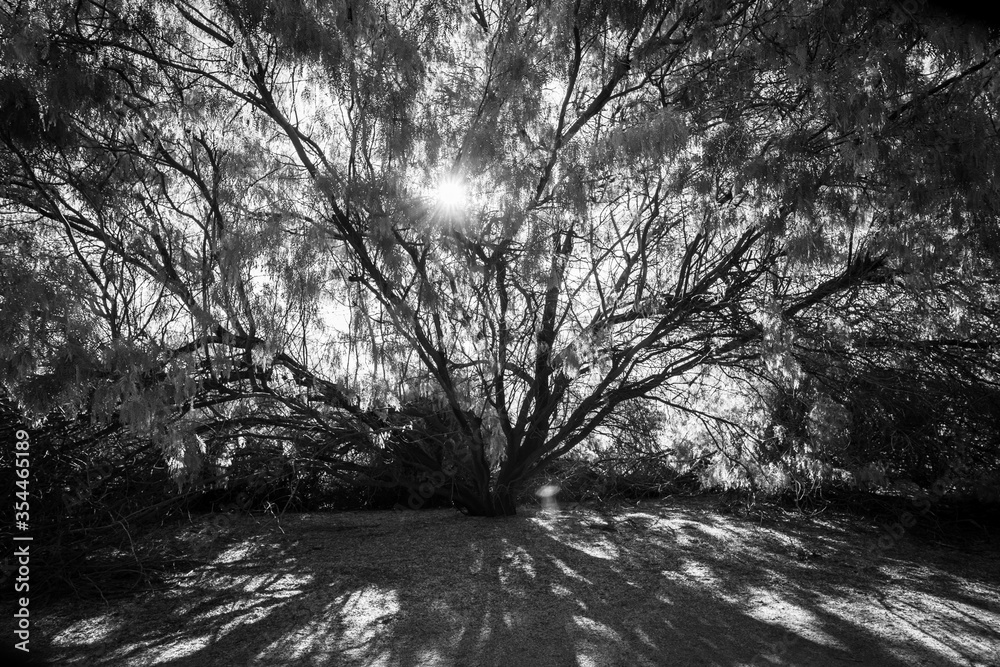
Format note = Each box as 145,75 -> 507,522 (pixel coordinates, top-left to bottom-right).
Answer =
32,496 -> 1000,666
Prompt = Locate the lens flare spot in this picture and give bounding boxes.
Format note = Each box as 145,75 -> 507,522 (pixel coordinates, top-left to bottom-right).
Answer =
432,175 -> 468,217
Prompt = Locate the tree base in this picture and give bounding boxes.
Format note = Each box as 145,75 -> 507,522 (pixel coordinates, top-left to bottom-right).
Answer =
455,486 -> 518,516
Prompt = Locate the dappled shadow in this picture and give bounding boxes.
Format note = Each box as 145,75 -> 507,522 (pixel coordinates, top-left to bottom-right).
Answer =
38,498 -> 1000,666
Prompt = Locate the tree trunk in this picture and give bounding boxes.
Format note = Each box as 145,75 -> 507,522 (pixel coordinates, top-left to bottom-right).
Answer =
454,480 -> 518,516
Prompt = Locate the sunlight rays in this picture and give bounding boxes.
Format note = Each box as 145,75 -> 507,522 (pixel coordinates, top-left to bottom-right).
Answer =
429,173 -> 469,220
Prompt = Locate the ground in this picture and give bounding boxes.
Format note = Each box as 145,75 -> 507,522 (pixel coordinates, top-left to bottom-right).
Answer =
33,496 -> 1000,666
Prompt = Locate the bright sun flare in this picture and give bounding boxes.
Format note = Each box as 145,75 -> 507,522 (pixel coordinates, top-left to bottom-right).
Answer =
431,175 -> 469,217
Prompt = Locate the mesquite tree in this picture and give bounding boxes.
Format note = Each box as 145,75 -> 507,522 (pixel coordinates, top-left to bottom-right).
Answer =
2,0 -> 998,514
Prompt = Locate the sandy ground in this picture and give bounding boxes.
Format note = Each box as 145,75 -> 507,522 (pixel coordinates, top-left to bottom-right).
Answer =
32,496 -> 1000,666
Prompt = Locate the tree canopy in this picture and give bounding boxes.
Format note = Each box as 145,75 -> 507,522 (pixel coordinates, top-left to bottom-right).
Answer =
2,0 -> 999,515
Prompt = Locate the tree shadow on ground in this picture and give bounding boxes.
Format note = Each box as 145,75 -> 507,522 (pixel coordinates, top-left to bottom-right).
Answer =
37,498 -> 1000,666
